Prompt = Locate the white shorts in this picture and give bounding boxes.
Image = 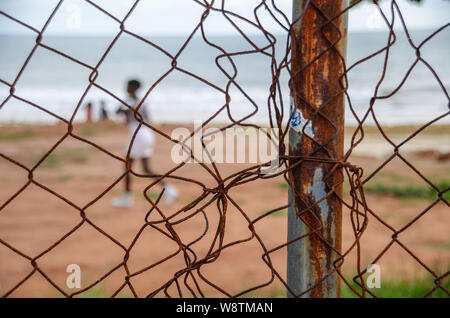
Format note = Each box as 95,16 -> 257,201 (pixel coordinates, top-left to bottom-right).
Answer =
126,127 -> 155,159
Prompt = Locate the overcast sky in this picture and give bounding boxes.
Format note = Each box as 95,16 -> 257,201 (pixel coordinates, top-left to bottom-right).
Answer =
0,0 -> 449,36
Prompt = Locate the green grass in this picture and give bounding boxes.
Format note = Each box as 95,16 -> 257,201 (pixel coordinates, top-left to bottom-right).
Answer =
72,284 -> 131,298
281,171 -> 450,202
35,148 -> 88,168
80,125 -> 98,137
51,281 -> 132,298
237,286 -> 286,298
277,181 -> 289,190
143,189 -> 162,200
342,276 -> 450,298
6,275 -> 448,298
259,208 -> 287,217
237,276 -> 449,298
57,174 -> 74,182
39,152 -> 61,168
422,242 -> 450,251
64,149 -> 88,164
365,180 -> 450,201
0,279 -> 130,298
0,127 -> 35,142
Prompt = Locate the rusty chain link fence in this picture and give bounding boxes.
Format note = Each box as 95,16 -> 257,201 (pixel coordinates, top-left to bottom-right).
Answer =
0,0 -> 449,298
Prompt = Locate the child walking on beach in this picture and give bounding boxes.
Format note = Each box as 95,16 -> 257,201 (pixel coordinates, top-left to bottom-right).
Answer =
112,79 -> 178,207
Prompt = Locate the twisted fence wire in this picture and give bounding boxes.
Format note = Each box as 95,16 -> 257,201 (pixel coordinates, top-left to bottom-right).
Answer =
0,0 -> 448,298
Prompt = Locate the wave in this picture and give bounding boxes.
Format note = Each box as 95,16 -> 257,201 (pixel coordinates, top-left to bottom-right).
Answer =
1,86 -> 448,126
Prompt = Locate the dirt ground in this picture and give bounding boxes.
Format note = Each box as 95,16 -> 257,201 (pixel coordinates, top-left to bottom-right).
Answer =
0,121 -> 449,297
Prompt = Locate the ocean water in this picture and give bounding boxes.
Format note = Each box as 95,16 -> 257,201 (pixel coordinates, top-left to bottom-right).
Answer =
0,29 -> 449,126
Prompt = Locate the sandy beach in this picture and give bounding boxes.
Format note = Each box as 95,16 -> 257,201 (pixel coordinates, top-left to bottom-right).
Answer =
0,121 -> 449,297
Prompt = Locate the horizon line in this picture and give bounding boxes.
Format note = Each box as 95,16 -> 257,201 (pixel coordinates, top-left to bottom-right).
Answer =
0,26 -> 443,38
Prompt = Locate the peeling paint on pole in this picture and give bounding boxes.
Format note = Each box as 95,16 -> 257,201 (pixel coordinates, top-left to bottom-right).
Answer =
287,0 -> 348,298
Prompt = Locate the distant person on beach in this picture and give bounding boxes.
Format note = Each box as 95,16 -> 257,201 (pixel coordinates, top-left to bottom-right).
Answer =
85,102 -> 93,123
112,79 -> 178,207
100,100 -> 109,120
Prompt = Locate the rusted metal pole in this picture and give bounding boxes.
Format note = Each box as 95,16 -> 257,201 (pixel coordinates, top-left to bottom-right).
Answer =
287,0 -> 348,298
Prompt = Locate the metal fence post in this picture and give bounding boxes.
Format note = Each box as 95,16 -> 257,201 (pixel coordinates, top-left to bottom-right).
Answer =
287,0 -> 348,298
